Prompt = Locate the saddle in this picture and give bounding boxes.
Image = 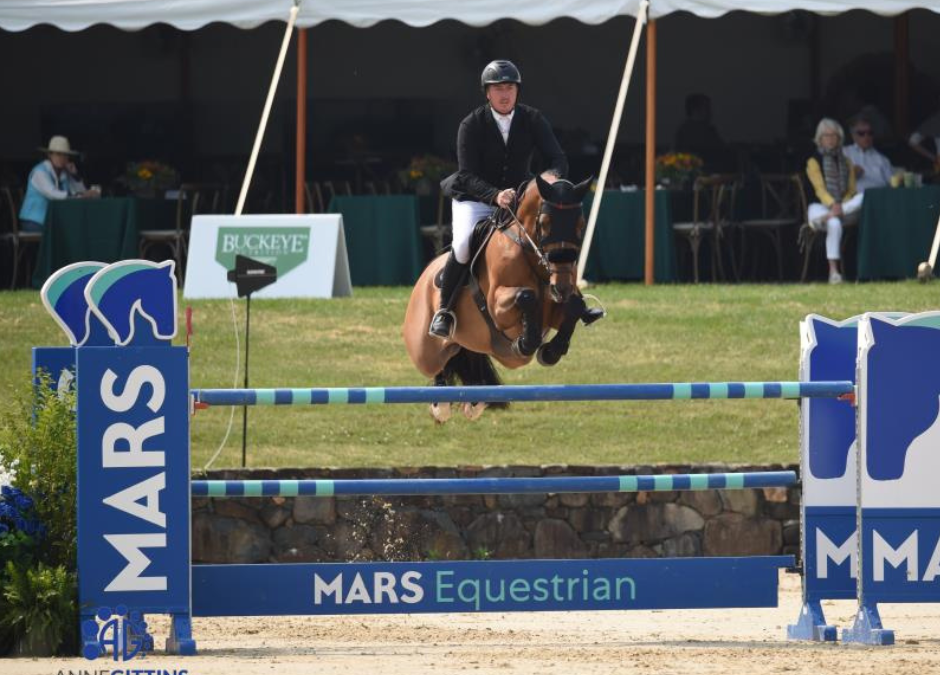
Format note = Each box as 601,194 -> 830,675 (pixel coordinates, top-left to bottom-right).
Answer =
433,180 -> 530,290
433,216 -> 498,290
433,194 -> 539,354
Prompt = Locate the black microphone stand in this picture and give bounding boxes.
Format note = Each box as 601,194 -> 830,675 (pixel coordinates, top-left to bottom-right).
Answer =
226,255 -> 278,467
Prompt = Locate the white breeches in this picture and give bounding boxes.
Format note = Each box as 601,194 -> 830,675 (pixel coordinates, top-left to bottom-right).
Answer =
807,192 -> 863,261
451,199 -> 496,264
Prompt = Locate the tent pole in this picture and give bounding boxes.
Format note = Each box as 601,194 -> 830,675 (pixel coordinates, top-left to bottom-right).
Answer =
894,12 -> 909,140
644,19 -> 657,286
236,1 -> 301,216
295,27 -> 308,214
576,0 -> 649,287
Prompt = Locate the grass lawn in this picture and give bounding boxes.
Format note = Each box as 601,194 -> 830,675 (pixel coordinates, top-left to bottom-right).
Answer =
1,282 -> 936,469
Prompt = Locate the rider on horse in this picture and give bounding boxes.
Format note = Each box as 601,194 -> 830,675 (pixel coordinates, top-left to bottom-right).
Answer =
429,59 -> 604,339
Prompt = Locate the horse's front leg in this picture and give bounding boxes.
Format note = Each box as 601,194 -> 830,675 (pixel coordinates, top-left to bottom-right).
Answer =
537,294 -> 585,367
493,286 -> 542,357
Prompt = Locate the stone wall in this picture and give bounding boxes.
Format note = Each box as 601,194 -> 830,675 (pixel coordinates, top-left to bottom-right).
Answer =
192,465 -> 801,564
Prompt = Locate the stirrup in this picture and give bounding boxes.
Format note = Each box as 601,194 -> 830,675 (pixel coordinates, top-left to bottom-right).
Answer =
428,310 -> 457,339
581,307 -> 606,326
581,293 -> 607,327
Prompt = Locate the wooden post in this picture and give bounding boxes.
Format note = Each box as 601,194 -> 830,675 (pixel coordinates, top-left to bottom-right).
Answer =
295,28 -> 308,215
644,19 -> 657,286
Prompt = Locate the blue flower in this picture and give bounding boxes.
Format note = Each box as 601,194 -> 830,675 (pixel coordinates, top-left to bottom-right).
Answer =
14,495 -> 33,511
14,517 -> 25,531
0,503 -> 13,518
1,486 -> 21,498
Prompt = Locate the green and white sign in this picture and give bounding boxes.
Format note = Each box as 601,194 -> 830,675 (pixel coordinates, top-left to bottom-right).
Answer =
215,227 -> 311,276
183,215 -> 352,299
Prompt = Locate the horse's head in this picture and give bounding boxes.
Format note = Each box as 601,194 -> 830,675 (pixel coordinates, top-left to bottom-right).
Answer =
522,173 -> 592,303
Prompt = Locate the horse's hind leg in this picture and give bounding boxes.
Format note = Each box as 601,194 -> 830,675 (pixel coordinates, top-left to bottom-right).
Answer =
430,372 -> 452,424
538,295 -> 585,367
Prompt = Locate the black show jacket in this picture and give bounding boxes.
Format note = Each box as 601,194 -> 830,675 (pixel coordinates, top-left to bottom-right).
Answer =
441,103 -> 568,204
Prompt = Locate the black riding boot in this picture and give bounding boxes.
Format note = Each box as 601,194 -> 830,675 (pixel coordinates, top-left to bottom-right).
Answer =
429,254 -> 469,339
581,306 -> 606,326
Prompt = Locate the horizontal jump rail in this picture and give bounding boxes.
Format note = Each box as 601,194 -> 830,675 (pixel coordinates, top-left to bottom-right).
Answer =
190,382 -> 854,406
191,470 -> 797,498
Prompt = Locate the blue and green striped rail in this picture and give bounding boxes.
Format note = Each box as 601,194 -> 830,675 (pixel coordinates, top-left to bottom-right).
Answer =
190,382 -> 853,406
191,470 -> 797,498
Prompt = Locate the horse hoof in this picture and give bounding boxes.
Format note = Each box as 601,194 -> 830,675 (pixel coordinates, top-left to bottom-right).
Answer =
430,402 -> 452,424
462,402 -> 487,421
511,339 -> 539,359
537,344 -> 562,367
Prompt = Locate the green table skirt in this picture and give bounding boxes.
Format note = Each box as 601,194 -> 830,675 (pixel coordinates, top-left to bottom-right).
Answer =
583,190 -> 677,283
858,185 -> 940,280
33,197 -> 176,288
328,195 -> 424,286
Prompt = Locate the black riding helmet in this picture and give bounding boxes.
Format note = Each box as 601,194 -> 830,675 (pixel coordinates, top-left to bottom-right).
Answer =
481,60 -> 522,92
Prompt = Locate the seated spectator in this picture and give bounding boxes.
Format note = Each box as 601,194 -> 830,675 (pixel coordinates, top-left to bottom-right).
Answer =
19,136 -> 98,232
806,118 -> 862,284
843,116 -> 894,193
908,97 -> 940,171
674,93 -> 726,170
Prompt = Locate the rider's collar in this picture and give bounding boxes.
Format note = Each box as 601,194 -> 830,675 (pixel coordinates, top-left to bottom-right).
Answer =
490,107 -> 515,122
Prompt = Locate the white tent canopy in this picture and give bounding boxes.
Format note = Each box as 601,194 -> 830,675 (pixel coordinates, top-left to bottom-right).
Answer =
0,0 -> 936,32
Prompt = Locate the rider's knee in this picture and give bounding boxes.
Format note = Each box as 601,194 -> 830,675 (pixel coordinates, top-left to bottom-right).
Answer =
452,239 -> 471,264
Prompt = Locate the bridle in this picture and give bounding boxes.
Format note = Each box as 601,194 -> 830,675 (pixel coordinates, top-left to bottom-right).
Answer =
536,198 -> 583,264
501,190 -> 584,270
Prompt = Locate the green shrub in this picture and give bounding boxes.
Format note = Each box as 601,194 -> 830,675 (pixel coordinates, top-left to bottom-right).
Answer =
0,373 -> 78,656
0,562 -> 78,656
0,373 -> 77,568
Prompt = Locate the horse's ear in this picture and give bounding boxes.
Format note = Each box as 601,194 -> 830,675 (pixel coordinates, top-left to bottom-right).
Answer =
573,176 -> 593,202
535,173 -> 552,199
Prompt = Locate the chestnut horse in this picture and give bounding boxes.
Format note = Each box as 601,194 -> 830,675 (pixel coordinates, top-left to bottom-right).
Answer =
403,172 -> 593,422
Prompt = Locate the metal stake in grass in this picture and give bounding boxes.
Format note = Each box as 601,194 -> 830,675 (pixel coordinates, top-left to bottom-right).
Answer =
917,211 -> 940,283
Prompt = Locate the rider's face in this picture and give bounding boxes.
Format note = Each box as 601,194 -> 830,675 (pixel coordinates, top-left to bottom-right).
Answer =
486,83 -> 518,115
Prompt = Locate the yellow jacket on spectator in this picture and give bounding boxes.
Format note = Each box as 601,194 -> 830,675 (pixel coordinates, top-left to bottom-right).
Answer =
806,156 -> 857,207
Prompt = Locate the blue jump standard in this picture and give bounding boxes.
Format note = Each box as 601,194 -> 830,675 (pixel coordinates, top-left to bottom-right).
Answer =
191,471 -> 797,498
190,381 -> 854,406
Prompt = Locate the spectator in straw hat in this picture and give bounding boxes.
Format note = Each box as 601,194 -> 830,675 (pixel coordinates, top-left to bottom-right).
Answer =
19,136 -> 98,232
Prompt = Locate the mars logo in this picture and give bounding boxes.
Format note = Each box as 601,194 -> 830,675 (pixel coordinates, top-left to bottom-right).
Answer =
801,315 -> 858,499
40,261 -> 109,346
861,316 -> 940,509
85,260 -> 178,346
42,259 -> 177,347
314,570 -> 424,605
859,313 -> 940,599
799,315 -> 860,599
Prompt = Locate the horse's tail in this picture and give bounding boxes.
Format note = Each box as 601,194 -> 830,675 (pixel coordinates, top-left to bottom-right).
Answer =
442,348 -> 509,409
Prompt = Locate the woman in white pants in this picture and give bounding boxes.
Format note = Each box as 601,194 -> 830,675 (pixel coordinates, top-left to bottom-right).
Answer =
805,118 -> 862,284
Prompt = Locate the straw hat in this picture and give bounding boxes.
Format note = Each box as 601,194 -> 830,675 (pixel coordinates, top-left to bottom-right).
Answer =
38,136 -> 80,156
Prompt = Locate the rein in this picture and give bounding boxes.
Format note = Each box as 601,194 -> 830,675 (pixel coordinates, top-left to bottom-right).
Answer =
502,201 -> 550,272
